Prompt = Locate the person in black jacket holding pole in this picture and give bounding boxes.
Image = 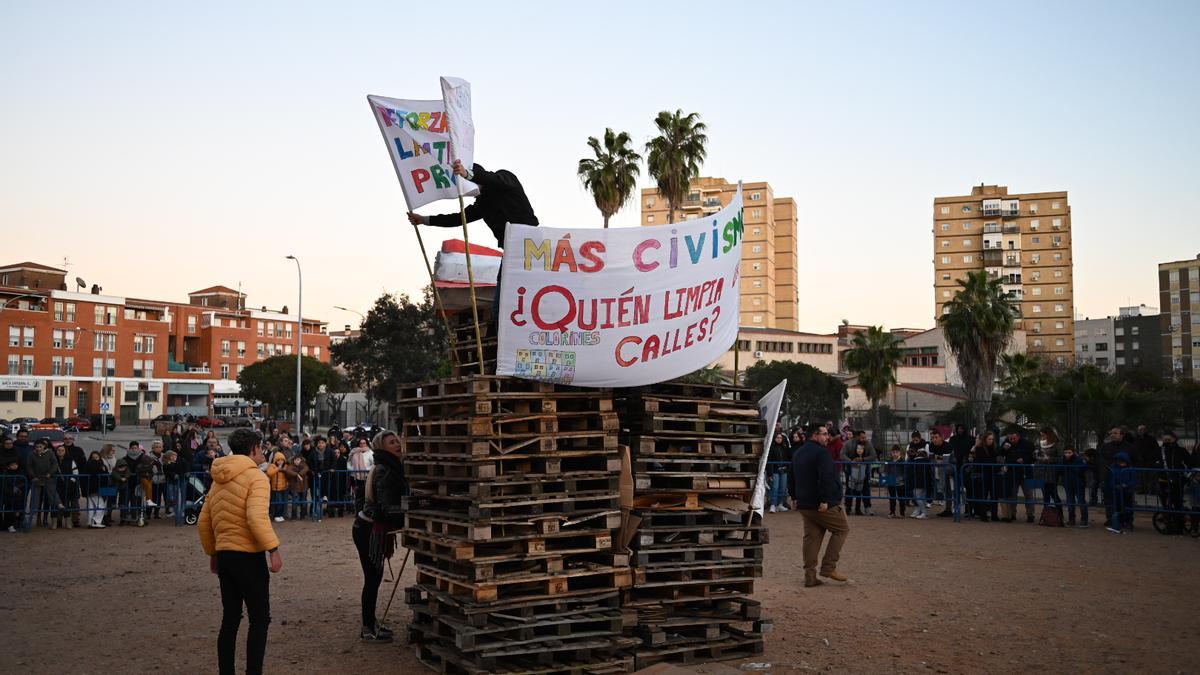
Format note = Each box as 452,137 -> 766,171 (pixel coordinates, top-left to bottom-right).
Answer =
792,423 -> 850,588
352,430 -> 409,643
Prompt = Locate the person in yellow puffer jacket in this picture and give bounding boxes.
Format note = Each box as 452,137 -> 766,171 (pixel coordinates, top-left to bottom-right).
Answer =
265,451 -> 289,522
197,429 -> 282,675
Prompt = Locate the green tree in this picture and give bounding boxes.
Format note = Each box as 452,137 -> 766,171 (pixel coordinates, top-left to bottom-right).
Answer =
645,109 -> 708,224
238,355 -> 338,418
577,128 -> 641,229
330,289 -> 449,406
743,360 -> 848,428
997,352 -> 1044,395
843,326 -> 904,442
678,364 -> 729,385
939,270 -> 1018,434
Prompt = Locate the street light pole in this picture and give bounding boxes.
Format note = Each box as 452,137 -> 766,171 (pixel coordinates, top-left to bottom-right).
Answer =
286,255 -> 302,437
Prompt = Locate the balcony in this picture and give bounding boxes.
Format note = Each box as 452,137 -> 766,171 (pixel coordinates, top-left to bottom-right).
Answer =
1003,224 -> 1020,234
983,223 -> 1002,234
702,198 -> 722,208
983,250 -> 1003,264
1004,256 -> 1021,267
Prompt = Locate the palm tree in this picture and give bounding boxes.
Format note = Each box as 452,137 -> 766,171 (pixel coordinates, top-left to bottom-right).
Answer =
645,110 -> 707,224
997,352 -> 1043,396
939,270 -> 1019,434
843,326 -> 904,444
577,128 -> 641,228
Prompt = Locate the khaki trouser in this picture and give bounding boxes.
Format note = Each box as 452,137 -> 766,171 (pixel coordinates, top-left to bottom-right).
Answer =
799,505 -> 850,575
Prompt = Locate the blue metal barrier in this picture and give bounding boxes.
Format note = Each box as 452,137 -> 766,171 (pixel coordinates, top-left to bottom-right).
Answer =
765,459 -> 962,520
315,469 -> 360,520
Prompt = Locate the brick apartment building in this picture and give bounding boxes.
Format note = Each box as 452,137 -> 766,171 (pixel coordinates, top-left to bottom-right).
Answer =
0,262 -> 330,423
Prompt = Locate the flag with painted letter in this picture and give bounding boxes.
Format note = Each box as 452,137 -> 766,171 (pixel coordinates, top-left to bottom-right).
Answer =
367,94 -> 478,210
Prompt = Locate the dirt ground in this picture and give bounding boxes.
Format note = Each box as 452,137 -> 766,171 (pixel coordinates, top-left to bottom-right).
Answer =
2,510 -> 1196,674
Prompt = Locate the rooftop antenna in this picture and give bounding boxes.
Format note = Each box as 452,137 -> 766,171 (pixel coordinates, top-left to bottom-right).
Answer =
62,256 -> 72,270
237,281 -> 243,311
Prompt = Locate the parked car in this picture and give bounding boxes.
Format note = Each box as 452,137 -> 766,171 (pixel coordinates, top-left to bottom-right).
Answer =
65,416 -> 93,431
41,417 -> 70,429
87,414 -> 117,432
0,419 -> 13,436
225,415 -> 255,428
197,415 -> 225,428
29,426 -> 66,449
11,417 -> 41,432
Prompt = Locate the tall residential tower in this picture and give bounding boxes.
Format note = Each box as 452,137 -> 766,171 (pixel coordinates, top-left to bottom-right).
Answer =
640,177 -> 798,330
933,185 -> 1075,363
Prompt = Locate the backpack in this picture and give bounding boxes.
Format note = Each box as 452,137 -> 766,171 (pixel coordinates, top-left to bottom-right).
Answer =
1039,504 -> 1064,527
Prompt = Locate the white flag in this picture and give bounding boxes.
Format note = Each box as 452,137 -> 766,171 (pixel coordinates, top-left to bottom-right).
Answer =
750,380 -> 788,519
439,76 -> 474,174
366,94 -> 478,210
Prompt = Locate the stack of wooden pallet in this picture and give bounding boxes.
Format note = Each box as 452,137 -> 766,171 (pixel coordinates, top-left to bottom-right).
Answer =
618,381 -> 772,670
398,374 -> 638,674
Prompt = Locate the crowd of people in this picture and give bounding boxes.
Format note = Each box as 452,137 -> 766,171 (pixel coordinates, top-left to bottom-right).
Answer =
0,422 -> 385,532
767,422 -> 1200,536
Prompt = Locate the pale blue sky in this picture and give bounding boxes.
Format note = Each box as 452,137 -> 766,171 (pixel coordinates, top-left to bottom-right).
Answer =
2,1 -> 1197,332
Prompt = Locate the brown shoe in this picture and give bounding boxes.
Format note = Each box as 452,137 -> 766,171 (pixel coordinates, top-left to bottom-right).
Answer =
804,575 -> 824,588
819,570 -> 848,582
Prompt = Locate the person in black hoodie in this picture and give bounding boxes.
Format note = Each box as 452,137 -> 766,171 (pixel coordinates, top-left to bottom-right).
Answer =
352,430 -> 409,643
998,428 -> 1037,523
767,432 -> 791,513
1157,431 -> 1193,534
792,424 -> 850,587
1,439 -> 24,532
408,160 -> 539,245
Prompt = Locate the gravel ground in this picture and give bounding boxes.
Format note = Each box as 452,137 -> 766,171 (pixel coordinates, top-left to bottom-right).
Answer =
2,509 -> 1195,674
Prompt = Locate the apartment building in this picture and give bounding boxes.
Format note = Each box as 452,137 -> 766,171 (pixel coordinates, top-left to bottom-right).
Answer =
0,262 -> 330,422
1114,306 -> 1162,378
933,185 -> 1075,363
1159,254 -> 1200,379
718,327 -> 838,373
641,177 -> 799,330
1075,317 -> 1115,372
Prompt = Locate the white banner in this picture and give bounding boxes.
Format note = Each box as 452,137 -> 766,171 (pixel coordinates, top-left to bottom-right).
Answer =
439,76 -> 474,173
496,187 -> 744,387
367,94 -> 478,210
750,380 -> 788,519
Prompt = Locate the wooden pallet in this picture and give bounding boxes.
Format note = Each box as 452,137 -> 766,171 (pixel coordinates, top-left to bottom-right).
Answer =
632,543 -> 762,567
633,560 -> 763,586
628,435 -> 763,457
417,564 -> 634,603
632,455 -> 761,475
400,375 -> 605,400
406,585 -> 624,625
405,491 -> 622,521
625,597 -> 762,624
636,617 -> 772,647
398,392 -> 614,421
403,530 -> 616,563
415,638 -> 636,675
414,549 -> 630,583
633,524 -> 768,549
405,412 -> 619,438
632,472 -> 757,493
633,632 -> 763,670
408,472 -> 620,501
405,451 -> 620,480
628,380 -> 758,404
406,433 -> 619,460
405,511 -> 622,543
410,603 -> 626,652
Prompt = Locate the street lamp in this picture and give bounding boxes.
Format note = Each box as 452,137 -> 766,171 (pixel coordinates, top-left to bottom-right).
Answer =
332,305 -> 365,322
286,255 -> 302,437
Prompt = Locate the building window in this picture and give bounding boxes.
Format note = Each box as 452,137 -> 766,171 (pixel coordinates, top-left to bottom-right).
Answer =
1031,236 -> 1040,244
646,214 -> 654,223
1032,305 -> 1042,313
1052,201 -> 1061,209
963,239 -> 972,246
53,329 -> 63,349
751,192 -> 761,200
962,205 -> 972,213
267,323 -> 275,337
256,322 -> 264,337
134,335 -> 144,353
53,385 -> 67,397
942,290 -> 951,298
1030,220 -> 1040,231
1054,253 -> 1063,261
942,241 -> 950,248
6,355 -> 17,375
1054,287 -> 1064,295
132,359 -> 144,378
1055,321 -> 1065,329
21,356 -> 33,375
941,273 -> 951,280
22,389 -> 39,402
963,255 -> 973,263
1095,343 -> 1108,351
237,341 -> 246,357
752,315 -> 763,323
54,302 -> 64,321
1032,288 -> 1042,296
962,222 -> 972,230
1056,338 -> 1065,347
753,280 -> 763,288
1031,254 -> 1041,264
1029,203 -> 1039,213
23,327 -> 34,347
941,223 -> 950,231
1034,339 -> 1044,348
52,357 -> 63,375
221,340 -> 231,357
145,335 -> 155,353
313,346 -> 320,358
751,245 -> 762,253
940,206 -> 950,215
106,358 -> 115,376
942,306 -> 951,315
221,364 -> 230,379
187,316 -> 197,333
64,357 -> 74,376
1054,304 -> 1064,312
66,303 -> 75,322
92,357 -> 102,375
645,197 -> 655,208
284,344 -> 293,356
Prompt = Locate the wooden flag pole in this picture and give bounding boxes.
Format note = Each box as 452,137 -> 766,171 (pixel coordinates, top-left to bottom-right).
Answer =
457,185 -> 487,375
411,221 -> 460,365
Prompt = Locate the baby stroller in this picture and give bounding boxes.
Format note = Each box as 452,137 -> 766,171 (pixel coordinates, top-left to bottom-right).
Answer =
183,478 -> 209,526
